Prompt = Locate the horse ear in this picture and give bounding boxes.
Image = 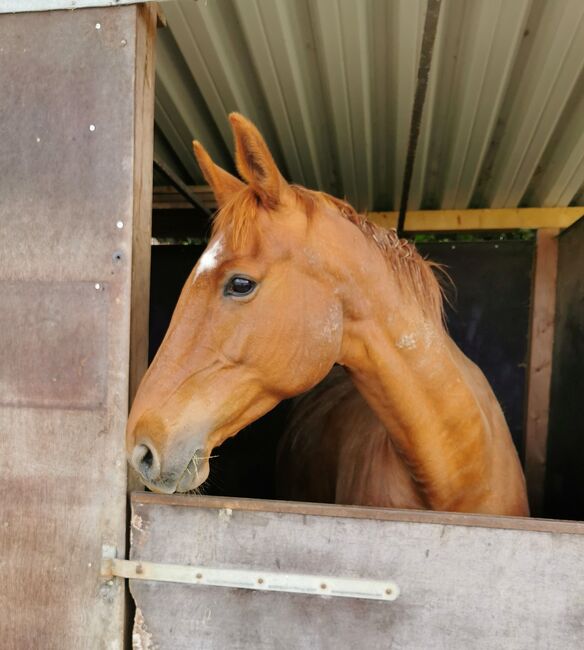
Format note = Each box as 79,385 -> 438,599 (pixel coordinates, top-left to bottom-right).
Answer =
229,113 -> 287,208
192,141 -> 245,208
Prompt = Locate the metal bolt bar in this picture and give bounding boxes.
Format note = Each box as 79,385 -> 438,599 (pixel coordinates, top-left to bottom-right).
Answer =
102,556 -> 399,602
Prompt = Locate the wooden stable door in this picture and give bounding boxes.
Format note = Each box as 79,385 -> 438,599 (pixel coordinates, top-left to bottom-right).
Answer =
0,5 -> 155,649
128,494 -> 584,649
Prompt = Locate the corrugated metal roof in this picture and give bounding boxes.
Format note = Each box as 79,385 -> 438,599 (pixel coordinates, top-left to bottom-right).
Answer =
154,0 -> 584,212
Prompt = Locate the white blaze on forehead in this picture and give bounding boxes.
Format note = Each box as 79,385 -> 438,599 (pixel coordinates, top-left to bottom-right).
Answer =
193,237 -> 223,282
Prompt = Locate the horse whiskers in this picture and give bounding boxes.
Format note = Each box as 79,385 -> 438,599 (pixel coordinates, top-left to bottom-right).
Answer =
184,479 -> 210,497
173,452 -> 219,491
191,454 -> 218,462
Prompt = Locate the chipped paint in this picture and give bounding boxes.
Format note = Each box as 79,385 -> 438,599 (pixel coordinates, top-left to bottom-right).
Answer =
133,607 -> 154,650
132,513 -> 144,531
193,237 -> 223,281
218,507 -> 233,521
130,513 -> 144,547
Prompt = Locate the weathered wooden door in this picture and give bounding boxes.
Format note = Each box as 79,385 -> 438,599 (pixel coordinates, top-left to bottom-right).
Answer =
0,5 -> 155,648
129,494 -> 584,649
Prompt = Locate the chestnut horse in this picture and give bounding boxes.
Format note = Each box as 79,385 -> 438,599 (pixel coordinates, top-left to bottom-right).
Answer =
127,113 -> 528,516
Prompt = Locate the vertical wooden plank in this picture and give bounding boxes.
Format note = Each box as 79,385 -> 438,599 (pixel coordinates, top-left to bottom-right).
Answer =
524,228 -> 559,515
127,3 -> 157,497
546,216 -> 584,520
130,4 -> 156,404
0,6 -> 154,649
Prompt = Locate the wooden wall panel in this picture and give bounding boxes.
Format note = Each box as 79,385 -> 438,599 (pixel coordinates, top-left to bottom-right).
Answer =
130,494 -> 584,650
524,229 -> 559,515
0,6 -> 155,648
546,217 -> 584,519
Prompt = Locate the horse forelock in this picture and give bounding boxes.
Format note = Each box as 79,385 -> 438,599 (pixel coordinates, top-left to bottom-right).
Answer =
211,184 -> 446,326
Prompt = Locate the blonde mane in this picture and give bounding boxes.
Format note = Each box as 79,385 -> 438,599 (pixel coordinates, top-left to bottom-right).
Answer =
212,185 -> 446,326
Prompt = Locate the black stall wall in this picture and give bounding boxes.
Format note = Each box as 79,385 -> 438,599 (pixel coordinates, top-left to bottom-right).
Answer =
419,241 -> 534,459
546,217 -> 584,520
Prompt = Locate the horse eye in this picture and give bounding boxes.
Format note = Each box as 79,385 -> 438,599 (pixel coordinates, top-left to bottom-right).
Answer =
224,276 -> 257,297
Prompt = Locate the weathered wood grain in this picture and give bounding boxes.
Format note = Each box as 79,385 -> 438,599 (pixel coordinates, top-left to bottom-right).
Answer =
133,492 -> 584,535
129,3 -> 157,405
524,229 -> 559,515
0,6 -> 154,648
130,495 -> 584,649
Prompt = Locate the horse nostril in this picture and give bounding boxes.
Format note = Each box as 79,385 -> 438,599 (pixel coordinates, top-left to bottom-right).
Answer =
142,446 -> 153,470
133,443 -> 160,481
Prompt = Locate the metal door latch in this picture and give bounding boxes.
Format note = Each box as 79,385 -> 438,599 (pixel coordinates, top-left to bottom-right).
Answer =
101,545 -> 399,602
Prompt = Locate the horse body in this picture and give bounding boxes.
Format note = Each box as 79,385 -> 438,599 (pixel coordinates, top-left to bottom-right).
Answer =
126,113 -> 529,517
277,367 -> 425,509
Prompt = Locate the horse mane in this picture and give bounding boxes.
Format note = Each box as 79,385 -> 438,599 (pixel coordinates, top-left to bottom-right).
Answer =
212,185 -> 446,326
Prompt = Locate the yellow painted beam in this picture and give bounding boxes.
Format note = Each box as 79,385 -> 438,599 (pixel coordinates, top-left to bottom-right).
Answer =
154,185 -> 584,231
368,207 -> 584,231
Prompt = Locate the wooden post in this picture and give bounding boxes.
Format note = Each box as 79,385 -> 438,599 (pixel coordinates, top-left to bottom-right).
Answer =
524,229 -> 559,515
0,5 -> 156,648
130,5 -> 157,404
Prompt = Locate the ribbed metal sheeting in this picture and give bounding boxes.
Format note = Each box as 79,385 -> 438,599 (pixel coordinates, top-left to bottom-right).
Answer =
154,0 -> 584,212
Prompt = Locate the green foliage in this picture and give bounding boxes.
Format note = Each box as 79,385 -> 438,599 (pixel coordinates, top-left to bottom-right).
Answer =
412,230 -> 536,244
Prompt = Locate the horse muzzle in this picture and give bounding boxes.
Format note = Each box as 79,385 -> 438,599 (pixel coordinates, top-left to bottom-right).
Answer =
129,440 -> 210,494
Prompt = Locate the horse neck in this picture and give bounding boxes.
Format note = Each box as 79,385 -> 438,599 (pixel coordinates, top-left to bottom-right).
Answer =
331,231 -> 521,513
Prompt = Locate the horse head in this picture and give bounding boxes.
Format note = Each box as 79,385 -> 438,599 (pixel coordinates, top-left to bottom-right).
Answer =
127,114 -> 351,493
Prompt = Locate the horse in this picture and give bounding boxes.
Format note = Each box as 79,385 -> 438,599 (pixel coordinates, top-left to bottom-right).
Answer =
126,113 -> 529,516
275,366 -> 429,508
